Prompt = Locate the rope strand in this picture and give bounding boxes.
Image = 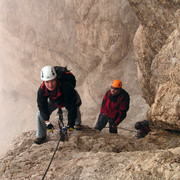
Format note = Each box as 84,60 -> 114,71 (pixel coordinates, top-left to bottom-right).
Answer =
42,116 -> 65,180
42,137 -> 61,180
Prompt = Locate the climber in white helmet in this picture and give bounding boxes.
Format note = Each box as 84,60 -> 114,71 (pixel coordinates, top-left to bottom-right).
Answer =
34,65 -> 82,144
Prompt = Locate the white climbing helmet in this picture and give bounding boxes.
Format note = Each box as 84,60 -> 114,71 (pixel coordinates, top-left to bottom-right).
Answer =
41,66 -> 57,81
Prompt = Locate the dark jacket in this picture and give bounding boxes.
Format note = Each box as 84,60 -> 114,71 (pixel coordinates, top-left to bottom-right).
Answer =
139,126 -> 151,137
100,89 -> 130,125
37,80 -> 77,126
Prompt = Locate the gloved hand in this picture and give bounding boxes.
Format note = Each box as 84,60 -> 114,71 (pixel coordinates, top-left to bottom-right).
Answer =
112,123 -> 118,129
45,121 -> 54,132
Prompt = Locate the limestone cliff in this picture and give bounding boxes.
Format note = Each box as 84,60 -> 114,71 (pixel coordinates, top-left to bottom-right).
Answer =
0,0 -> 180,179
129,0 -> 180,131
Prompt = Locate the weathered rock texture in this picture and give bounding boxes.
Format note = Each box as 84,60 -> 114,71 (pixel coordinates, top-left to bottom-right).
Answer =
0,0 -> 180,179
0,0 -> 150,155
0,122 -> 180,180
129,0 -> 180,131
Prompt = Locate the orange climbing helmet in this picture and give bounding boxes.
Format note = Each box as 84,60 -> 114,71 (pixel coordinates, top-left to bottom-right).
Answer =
111,79 -> 122,89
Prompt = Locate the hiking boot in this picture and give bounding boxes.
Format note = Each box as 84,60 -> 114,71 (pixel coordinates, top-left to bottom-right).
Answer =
34,136 -> 46,144
69,127 -> 74,131
74,125 -> 82,130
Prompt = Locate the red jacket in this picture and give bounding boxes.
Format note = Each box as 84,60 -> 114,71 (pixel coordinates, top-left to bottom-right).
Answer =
100,89 -> 130,125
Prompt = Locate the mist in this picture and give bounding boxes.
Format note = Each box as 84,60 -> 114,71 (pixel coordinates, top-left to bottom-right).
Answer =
0,0 -> 150,156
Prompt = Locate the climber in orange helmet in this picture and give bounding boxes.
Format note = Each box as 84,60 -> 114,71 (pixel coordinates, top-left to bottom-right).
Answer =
94,80 -> 130,134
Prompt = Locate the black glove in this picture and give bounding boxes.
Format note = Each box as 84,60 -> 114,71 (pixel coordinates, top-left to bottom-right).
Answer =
45,121 -> 54,132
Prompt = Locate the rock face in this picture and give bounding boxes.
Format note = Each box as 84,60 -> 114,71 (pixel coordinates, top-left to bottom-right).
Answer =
129,0 -> 180,131
0,0 -> 150,155
0,1 -> 180,179
0,123 -> 180,180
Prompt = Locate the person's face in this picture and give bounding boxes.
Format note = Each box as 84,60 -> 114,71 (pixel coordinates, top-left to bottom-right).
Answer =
44,79 -> 57,91
110,86 -> 120,96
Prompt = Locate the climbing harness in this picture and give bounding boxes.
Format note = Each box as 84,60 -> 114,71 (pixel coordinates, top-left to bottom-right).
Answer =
42,113 -> 68,180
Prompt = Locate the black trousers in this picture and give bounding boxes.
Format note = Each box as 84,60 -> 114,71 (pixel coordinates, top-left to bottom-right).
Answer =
94,113 -> 117,134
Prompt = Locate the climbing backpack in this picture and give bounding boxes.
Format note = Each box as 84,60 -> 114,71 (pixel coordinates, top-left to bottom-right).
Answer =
54,66 -> 76,88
